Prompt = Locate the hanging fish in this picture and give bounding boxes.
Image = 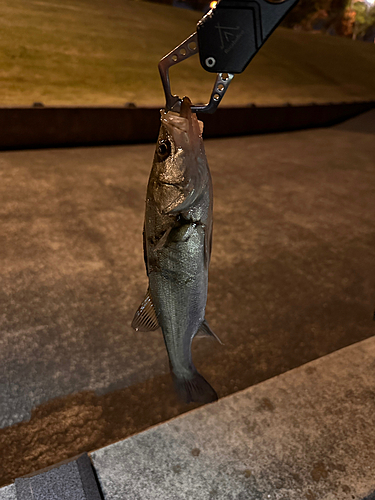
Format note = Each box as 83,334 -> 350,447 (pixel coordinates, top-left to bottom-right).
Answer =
132,97 -> 220,404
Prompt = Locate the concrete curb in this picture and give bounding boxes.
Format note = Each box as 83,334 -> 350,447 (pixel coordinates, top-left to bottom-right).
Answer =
0,101 -> 373,150
1,454 -> 102,500
90,337 -> 375,500
2,337 -> 375,499
0,486 -> 16,500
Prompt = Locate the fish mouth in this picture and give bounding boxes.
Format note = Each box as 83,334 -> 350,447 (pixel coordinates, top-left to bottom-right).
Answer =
161,97 -> 204,137
161,111 -> 189,134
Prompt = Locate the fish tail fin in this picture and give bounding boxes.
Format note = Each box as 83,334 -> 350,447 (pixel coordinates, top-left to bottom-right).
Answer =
172,371 -> 218,404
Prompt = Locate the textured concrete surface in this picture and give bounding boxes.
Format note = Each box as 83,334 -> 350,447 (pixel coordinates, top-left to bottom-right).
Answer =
0,486 -> 16,500
91,337 -> 375,500
0,111 -> 374,484
14,454 -> 101,500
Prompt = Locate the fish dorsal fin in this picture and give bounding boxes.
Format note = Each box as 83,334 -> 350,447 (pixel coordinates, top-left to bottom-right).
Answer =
195,320 -> 224,345
131,288 -> 160,332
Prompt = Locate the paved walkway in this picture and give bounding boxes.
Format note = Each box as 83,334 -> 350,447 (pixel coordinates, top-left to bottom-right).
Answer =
0,111 -> 374,485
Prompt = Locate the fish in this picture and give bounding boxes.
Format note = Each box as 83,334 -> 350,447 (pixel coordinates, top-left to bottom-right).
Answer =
132,96 -> 220,404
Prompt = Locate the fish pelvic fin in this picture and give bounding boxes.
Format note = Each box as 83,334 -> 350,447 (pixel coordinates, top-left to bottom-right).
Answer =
172,370 -> 218,404
131,288 -> 160,332
195,320 -> 224,345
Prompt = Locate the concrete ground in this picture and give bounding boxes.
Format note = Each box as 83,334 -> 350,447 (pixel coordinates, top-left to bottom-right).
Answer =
2,336 -> 375,500
91,337 -> 375,500
0,111 -> 374,485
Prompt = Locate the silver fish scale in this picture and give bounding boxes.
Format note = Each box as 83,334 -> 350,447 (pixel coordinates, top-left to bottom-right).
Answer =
149,223 -> 208,378
137,101 -> 218,403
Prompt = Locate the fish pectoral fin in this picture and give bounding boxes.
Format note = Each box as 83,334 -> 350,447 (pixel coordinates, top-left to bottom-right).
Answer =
173,222 -> 196,242
195,320 -> 224,345
131,288 -> 160,332
154,227 -> 172,250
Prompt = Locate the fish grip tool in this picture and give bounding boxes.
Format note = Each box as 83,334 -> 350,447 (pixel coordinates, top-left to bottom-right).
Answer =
159,0 -> 299,114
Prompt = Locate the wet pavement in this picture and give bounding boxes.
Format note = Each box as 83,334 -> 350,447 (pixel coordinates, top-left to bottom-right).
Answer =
0,111 -> 374,485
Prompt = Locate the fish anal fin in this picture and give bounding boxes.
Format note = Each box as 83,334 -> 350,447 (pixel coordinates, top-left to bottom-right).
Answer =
195,320 -> 224,345
131,288 -> 160,332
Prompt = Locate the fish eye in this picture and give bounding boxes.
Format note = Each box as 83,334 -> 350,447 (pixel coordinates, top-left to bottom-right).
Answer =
157,139 -> 171,160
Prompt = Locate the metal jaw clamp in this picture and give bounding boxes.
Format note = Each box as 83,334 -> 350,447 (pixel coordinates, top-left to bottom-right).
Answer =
158,32 -> 234,114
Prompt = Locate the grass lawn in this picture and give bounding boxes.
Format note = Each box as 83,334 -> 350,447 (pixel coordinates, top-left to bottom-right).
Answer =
1,0 -> 374,106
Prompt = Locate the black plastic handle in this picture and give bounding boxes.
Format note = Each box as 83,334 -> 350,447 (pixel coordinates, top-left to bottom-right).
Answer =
197,0 -> 299,74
